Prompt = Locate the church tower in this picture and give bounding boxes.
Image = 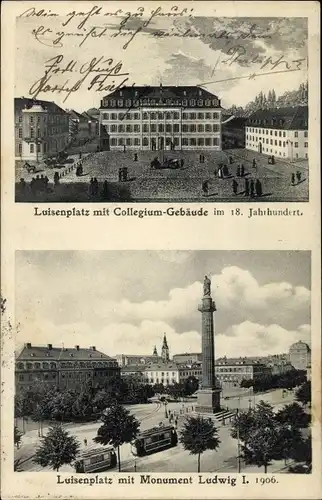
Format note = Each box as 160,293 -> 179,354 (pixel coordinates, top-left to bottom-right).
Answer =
161,334 -> 170,362
152,345 -> 158,357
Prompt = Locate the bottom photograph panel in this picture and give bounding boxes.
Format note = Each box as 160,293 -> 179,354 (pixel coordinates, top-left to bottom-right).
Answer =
14,250 -> 312,475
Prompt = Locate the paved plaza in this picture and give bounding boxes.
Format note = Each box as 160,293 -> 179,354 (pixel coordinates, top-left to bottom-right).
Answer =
15,388 -> 295,474
15,149 -> 308,203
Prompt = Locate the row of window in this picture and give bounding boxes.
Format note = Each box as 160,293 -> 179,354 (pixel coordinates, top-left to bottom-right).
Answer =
103,98 -> 219,108
145,378 -> 177,384
248,119 -> 308,128
18,115 -> 67,124
102,112 -> 220,121
105,123 -> 220,133
180,371 -> 201,376
247,128 -> 308,138
145,371 -> 177,377
246,138 -> 308,148
109,137 -> 221,146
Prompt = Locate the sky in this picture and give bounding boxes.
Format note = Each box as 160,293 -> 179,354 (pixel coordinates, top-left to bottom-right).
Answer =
15,251 -> 311,358
15,13 -> 308,112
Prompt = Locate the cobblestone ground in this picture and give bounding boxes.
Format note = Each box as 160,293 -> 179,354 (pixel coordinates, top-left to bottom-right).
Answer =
15,149 -> 308,202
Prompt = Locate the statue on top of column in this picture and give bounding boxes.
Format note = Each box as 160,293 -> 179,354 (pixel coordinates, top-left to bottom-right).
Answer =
203,275 -> 211,296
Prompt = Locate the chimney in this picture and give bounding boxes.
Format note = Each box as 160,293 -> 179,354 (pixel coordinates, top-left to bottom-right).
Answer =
47,344 -> 52,350
25,342 -> 32,348
75,345 -> 80,351
90,346 -> 96,351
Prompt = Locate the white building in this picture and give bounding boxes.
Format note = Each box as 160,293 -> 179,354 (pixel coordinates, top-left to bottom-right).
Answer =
99,85 -> 222,151
245,106 -> 308,160
143,362 -> 180,386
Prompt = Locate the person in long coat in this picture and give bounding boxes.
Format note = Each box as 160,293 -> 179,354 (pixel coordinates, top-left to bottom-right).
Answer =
250,179 -> 255,198
244,178 -> 250,197
232,178 -> 238,195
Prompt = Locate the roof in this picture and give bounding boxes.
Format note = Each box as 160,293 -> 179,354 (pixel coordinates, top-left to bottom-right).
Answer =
82,111 -> 99,122
16,343 -> 116,362
173,352 -> 201,357
100,86 -> 221,108
136,425 -> 175,438
144,362 -> 178,371
121,365 -> 145,373
289,341 -> 311,351
68,109 -> 88,121
15,97 -> 67,115
246,106 -> 308,130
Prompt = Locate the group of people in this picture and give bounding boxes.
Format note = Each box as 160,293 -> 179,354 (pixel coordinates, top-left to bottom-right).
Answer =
291,171 -> 303,186
233,177 -> 263,197
89,178 -> 99,195
27,174 -> 49,193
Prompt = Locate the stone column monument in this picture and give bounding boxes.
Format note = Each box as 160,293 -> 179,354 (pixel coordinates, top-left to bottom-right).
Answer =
196,275 -> 221,414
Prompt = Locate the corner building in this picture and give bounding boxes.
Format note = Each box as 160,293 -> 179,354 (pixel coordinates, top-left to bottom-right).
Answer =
99,85 -> 222,151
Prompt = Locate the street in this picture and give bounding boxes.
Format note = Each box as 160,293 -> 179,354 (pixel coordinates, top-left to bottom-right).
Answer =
15,388 -> 295,474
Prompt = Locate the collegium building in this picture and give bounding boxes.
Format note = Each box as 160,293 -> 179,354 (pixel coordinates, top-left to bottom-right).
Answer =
99,85 -> 222,151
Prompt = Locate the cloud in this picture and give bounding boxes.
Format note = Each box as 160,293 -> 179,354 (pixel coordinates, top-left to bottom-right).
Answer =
216,321 -> 311,358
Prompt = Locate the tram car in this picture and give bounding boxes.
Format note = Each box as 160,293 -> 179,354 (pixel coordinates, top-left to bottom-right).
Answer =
74,445 -> 117,473
131,425 -> 178,457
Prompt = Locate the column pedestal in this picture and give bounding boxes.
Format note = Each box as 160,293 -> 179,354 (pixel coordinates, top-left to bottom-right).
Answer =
196,388 -> 222,414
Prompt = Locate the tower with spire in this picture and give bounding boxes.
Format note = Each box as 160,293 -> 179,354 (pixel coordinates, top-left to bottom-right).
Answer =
161,333 -> 170,362
152,345 -> 158,357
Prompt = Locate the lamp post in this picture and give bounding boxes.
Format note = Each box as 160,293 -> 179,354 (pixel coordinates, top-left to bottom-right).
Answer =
164,400 -> 168,418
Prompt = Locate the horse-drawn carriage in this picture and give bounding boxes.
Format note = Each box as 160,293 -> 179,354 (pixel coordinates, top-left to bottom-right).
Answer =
23,162 -> 37,174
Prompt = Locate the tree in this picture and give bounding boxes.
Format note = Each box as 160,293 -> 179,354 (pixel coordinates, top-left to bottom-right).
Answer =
94,403 -> 140,472
180,416 -> 220,473
33,424 -> 80,472
14,393 -> 33,433
295,381 -> 311,407
183,376 -> 199,396
231,401 -> 279,473
275,402 -> 310,429
14,426 -> 23,449
240,379 -> 254,389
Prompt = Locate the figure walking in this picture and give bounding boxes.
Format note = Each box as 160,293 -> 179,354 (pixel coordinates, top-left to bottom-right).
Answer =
250,179 -> 255,198
291,173 -> 295,186
255,178 -> 262,197
232,178 -> 238,195
202,180 -> 209,197
244,178 -> 250,197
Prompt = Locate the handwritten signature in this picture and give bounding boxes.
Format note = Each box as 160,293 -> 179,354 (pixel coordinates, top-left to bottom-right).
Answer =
28,55 -> 132,103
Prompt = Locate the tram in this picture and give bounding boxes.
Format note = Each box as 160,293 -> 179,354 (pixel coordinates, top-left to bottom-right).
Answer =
131,425 -> 178,457
74,445 -> 117,473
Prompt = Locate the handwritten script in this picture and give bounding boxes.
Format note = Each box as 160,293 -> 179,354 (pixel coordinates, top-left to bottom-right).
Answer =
29,55 -> 132,102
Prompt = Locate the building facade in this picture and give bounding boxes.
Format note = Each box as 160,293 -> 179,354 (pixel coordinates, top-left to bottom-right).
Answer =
15,343 -> 120,394
289,340 -> 311,370
15,98 -> 69,161
143,362 -> 180,386
245,106 -> 308,159
173,352 -> 202,364
99,85 -> 222,151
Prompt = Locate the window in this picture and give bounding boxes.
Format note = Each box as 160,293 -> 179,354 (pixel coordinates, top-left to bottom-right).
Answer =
111,113 -> 117,120
279,131 -> 282,137
126,138 -> 131,146
166,124 -> 172,133
173,123 -> 179,133
213,137 -> 219,146
103,113 -> 109,120
173,112 -> 179,120
134,138 -> 140,146
197,124 -> 204,132
213,124 -> 220,132
274,140 -> 277,145
304,142 -> 308,147
118,138 -> 124,146
37,143 -> 41,152
283,141 -> 285,147
111,138 -> 117,145
304,131 -> 308,138
274,131 -> 277,136
182,113 -> 188,120
143,137 -> 148,146
190,99 -> 195,106
270,130 -> 273,135
30,116 -> 34,124
111,124 -> 117,132
294,131 -> 298,138
197,113 -> 204,119
126,124 -> 132,133
118,113 -> 124,121
30,143 -> 34,153
190,124 -> 196,132
205,137 -> 211,146
158,112 -> 164,120
205,124 -> 212,132
190,137 -> 196,146
142,112 -> 148,120
134,113 -> 140,120
150,112 -> 156,120
197,99 -> 203,106
213,112 -> 219,120
205,112 -> 211,119
158,123 -> 164,132
18,128 -> 22,138
174,137 -> 179,146
189,112 -> 196,120
151,124 -> 156,132
133,124 -> 140,132
143,124 -> 149,133
270,139 -> 273,145
182,137 -> 188,146
118,100 -> 123,107
18,143 -> 22,154
294,142 -> 298,148
279,141 -> 281,146
30,127 -> 34,138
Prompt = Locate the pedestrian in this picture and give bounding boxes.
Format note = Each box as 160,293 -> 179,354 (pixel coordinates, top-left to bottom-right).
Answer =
252,158 -> 256,168
229,155 -> 233,164
202,180 -> 209,197
84,438 -> 87,446
133,153 -> 138,162
223,164 -> 228,177
19,178 -> 26,192
79,151 -> 82,159
244,178 -> 250,197
214,168 -> 217,177
236,165 -> 241,177
250,179 -> 255,198
93,178 -> 99,195
102,180 -> 109,198
291,173 -> 295,186
54,172 -> 59,186
255,178 -> 262,197
296,170 -> 302,183
241,164 -> 245,177
89,178 -> 94,195
180,158 -> 184,168
218,167 -> 222,179
232,178 -> 238,195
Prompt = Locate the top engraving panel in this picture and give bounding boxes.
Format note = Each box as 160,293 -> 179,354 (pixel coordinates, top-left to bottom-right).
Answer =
14,8 -> 309,203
